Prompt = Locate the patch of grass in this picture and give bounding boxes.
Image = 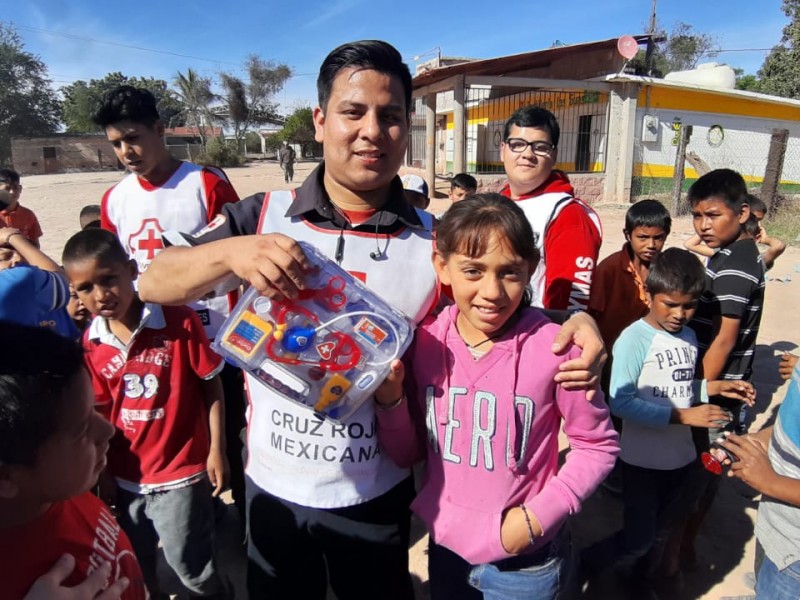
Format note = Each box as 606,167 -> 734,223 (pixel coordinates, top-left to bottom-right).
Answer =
765,207 -> 800,246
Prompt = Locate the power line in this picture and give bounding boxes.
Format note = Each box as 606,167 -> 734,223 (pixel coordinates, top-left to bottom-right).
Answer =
16,24 -> 241,66
708,48 -> 775,53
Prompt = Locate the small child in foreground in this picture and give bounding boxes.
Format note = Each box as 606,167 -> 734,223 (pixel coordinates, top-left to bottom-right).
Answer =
581,248 -> 755,595
375,193 -> 619,599
0,322 -> 146,599
0,226 -> 78,340
62,228 -> 230,599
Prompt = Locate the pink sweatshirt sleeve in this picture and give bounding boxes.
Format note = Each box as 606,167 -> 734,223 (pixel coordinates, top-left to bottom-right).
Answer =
526,363 -> 619,536
375,352 -> 427,468
375,398 -> 424,468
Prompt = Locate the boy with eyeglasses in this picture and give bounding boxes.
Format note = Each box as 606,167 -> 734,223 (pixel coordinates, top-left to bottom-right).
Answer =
500,106 -> 602,312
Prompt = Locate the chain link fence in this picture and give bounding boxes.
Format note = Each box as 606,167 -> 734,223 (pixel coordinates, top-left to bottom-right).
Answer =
632,121 -> 800,208
409,85 -> 609,176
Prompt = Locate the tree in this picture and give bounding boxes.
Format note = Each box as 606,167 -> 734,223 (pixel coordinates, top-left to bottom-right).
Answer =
173,68 -> 217,149
219,55 -> 291,149
280,106 -> 319,157
734,68 -> 759,92
755,0 -> 800,99
629,22 -> 719,77
61,73 -> 183,133
0,23 -> 60,164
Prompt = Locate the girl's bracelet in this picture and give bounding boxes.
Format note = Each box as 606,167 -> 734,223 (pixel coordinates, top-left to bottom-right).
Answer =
376,395 -> 405,411
519,504 -> 536,546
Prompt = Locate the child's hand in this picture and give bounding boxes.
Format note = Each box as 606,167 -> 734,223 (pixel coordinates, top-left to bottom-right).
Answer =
720,433 -> 776,493
375,359 -> 405,408
0,227 -> 21,245
24,555 -> 129,600
709,380 -> 756,406
207,448 -> 229,497
674,404 -> 731,428
500,506 -> 542,555
779,353 -> 798,380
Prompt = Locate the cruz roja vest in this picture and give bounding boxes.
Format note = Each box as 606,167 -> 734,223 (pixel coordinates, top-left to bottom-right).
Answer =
515,192 -> 602,308
245,191 -> 439,508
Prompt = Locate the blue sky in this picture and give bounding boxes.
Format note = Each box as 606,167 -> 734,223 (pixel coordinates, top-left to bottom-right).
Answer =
5,0 -> 789,113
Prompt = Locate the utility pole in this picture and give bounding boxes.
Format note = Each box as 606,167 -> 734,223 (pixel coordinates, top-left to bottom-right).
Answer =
645,0 -> 657,75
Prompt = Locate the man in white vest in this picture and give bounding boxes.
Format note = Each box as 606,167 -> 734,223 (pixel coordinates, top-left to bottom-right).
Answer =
500,106 -> 603,312
139,41 -> 606,600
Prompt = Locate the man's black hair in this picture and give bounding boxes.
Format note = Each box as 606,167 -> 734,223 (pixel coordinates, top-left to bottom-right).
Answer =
746,194 -> 767,215
62,228 -> 131,267
317,40 -> 412,115
502,106 -> 561,147
645,248 -> 706,298
625,199 -> 672,235
79,205 -> 101,220
451,173 -> 478,191
79,205 -> 102,229
0,322 -> 85,466
744,214 -> 760,238
92,85 -> 161,128
688,169 -> 748,211
0,168 -> 20,186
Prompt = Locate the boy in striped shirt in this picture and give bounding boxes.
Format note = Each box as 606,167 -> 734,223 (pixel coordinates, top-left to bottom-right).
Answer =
687,169 -> 765,425
680,168 -> 765,570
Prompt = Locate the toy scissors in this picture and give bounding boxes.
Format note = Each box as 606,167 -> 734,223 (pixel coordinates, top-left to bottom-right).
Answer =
298,276 -> 347,312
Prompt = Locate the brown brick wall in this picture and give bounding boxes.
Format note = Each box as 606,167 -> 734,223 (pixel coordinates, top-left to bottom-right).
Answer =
469,173 -> 607,205
11,136 -> 121,176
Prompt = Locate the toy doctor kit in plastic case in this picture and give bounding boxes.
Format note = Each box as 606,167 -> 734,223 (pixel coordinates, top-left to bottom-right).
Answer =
214,242 -> 413,421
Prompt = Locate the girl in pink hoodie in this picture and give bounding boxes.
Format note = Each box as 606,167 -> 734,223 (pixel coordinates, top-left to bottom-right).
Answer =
375,193 -> 619,600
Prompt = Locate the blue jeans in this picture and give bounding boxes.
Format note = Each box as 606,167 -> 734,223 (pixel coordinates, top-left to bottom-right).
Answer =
428,531 -> 570,600
116,478 -> 227,598
756,553 -> 800,600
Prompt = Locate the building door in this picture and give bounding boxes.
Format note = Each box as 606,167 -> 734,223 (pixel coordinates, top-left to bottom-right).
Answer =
575,115 -> 592,172
43,146 -> 58,174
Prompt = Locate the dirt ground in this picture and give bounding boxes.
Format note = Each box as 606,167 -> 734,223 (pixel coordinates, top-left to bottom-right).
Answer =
22,160 -> 800,599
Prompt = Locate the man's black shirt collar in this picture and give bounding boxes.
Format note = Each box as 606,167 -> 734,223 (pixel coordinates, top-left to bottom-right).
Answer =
285,163 -> 425,231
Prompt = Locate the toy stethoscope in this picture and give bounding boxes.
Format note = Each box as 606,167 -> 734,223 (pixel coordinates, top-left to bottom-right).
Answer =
263,276 -> 402,372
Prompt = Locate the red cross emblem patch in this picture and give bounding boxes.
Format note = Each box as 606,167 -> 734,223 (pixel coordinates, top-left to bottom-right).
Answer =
128,218 -> 165,268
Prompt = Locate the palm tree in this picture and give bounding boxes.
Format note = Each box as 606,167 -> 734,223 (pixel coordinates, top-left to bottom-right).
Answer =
173,69 -> 217,149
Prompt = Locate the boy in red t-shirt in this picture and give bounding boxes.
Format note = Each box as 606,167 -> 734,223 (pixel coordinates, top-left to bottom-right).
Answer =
63,228 -> 230,600
0,322 -> 147,599
0,169 -> 43,248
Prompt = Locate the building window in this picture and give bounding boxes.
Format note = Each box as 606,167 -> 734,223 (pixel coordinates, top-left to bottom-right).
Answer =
43,147 -> 57,159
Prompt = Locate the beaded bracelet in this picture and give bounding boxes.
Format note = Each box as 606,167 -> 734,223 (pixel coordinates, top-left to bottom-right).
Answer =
519,504 -> 536,546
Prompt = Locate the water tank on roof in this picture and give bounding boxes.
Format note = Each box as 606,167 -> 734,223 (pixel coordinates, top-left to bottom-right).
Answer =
664,63 -> 736,89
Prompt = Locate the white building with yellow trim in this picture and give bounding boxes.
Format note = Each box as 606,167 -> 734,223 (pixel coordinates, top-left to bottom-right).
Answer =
409,38 -> 800,203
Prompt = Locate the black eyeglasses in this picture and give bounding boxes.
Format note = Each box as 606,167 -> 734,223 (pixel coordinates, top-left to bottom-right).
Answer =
504,138 -> 555,156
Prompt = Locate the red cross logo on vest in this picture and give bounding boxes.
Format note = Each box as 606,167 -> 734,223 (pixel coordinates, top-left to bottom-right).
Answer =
128,218 -> 165,267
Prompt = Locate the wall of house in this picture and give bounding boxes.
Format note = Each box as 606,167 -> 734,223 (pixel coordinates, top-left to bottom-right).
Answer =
11,136 -> 120,176
632,86 -> 800,196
